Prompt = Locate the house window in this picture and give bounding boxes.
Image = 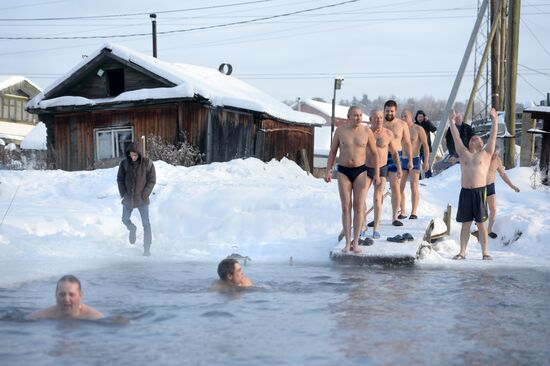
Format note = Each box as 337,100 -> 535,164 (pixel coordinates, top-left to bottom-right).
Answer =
94,127 -> 133,161
106,69 -> 125,96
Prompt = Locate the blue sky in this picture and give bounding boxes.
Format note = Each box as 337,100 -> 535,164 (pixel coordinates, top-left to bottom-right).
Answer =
1,0 -> 549,105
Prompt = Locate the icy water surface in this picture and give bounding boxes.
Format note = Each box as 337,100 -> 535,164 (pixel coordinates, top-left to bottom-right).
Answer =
1,261 -> 549,366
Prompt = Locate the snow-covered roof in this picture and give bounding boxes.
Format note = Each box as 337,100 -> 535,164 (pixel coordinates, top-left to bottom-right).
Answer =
27,43 -> 324,126
0,121 -> 35,142
298,98 -> 369,122
20,121 -> 47,150
0,75 -> 42,93
523,105 -> 550,114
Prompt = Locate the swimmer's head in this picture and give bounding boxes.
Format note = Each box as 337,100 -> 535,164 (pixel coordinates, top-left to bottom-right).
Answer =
347,106 -> 363,125
468,135 -> 483,152
370,110 -> 384,129
55,275 -> 83,317
217,258 -> 245,285
384,100 -> 397,122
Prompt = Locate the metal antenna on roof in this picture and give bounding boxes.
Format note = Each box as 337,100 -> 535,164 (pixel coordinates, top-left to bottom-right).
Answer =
150,13 -> 157,58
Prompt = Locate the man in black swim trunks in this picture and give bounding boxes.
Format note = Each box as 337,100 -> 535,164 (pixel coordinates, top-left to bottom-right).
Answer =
325,106 -> 380,254
449,107 -> 499,260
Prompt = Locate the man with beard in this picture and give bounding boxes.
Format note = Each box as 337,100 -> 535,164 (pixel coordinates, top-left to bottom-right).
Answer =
326,106 -> 380,254
364,109 -> 401,239
450,107 -> 498,261
382,100 -> 413,226
399,110 -> 430,220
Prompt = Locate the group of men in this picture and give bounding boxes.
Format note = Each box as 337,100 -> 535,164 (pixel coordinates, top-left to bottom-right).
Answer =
325,100 -> 431,254
325,101 -> 519,259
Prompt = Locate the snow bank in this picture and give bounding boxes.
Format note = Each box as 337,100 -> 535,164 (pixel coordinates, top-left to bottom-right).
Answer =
0,158 -> 548,287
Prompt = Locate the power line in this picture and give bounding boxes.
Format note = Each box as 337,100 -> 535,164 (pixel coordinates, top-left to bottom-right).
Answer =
521,18 -> 550,60
518,74 -> 546,96
0,0 -> 359,40
0,0 -> 278,21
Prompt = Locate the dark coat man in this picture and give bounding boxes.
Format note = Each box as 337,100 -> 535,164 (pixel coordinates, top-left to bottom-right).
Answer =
117,142 -> 156,256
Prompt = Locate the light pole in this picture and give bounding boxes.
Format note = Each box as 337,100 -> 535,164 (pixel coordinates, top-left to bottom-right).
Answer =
331,78 -> 344,138
150,13 -> 157,58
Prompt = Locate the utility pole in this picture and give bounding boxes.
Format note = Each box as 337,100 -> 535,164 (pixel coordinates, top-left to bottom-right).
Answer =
490,0 -> 500,109
150,13 -> 157,58
331,78 -> 343,139
429,0 -> 489,167
464,14 -> 500,120
504,0 -> 520,169
498,0 -> 507,110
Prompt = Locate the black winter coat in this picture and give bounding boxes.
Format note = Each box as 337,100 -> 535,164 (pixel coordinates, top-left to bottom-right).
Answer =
117,142 -> 156,208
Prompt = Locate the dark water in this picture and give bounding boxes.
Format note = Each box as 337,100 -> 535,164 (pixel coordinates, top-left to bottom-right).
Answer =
1,262 -> 549,366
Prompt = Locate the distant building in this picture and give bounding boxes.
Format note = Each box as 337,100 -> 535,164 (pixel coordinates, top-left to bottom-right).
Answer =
0,76 -> 41,146
27,43 -> 323,171
293,98 -> 369,127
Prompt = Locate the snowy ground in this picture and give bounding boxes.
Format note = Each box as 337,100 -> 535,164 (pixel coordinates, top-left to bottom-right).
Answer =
0,158 -> 548,287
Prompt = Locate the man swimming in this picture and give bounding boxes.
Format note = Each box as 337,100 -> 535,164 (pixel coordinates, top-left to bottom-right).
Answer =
450,107 -> 499,260
383,100 -> 413,226
365,109 -> 402,239
399,110 -> 430,219
210,258 -> 253,291
26,275 -> 104,320
325,106 -> 380,254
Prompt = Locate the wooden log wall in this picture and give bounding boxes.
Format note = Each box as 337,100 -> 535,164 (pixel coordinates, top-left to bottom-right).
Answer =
256,119 -> 314,171
51,105 -> 178,170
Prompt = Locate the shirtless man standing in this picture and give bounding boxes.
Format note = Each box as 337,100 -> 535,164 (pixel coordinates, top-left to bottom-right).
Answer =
326,106 -> 380,253
450,107 -> 499,260
365,109 -> 401,239
27,275 -> 104,320
383,100 -> 413,226
486,146 -> 520,239
399,110 -> 430,219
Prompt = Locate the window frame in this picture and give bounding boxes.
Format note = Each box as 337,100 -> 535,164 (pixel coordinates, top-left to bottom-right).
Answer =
93,126 -> 134,162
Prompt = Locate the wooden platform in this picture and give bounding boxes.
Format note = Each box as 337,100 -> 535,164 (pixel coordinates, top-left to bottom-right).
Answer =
330,205 -> 451,266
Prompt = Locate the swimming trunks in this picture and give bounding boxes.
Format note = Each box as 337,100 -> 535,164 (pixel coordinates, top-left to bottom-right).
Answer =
486,182 -> 496,196
402,156 -> 421,171
337,165 -> 368,183
456,186 -> 488,223
366,165 -> 389,179
387,151 -> 403,173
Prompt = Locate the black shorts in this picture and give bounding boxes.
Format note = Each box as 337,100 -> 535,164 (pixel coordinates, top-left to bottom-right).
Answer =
486,182 -> 496,196
337,165 -> 368,183
366,165 -> 389,180
456,187 -> 488,223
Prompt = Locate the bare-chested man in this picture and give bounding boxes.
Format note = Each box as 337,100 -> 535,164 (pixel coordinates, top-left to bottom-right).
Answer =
326,106 -> 380,254
486,146 -> 520,239
365,110 -> 401,239
399,110 -> 430,219
383,100 -> 413,226
450,107 -> 499,261
26,275 -> 104,320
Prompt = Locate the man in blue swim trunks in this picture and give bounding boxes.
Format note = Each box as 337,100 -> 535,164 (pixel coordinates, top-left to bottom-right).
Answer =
383,100 -> 413,226
399,110 -> 429,220
450,107 -> 499,261
364,109 -> 402,239
485,146 -> 520,239
325,106 -> 380,254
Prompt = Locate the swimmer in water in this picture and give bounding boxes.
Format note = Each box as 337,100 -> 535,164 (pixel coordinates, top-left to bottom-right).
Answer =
26,274 -> 104,320
210,258 -> 253,291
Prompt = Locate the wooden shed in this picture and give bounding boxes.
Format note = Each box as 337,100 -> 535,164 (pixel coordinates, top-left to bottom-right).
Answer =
26,43 -> 324,171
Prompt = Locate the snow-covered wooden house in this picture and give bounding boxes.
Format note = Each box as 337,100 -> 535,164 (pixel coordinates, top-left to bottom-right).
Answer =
0,76 -> 41,146
26,43 -> 324,171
